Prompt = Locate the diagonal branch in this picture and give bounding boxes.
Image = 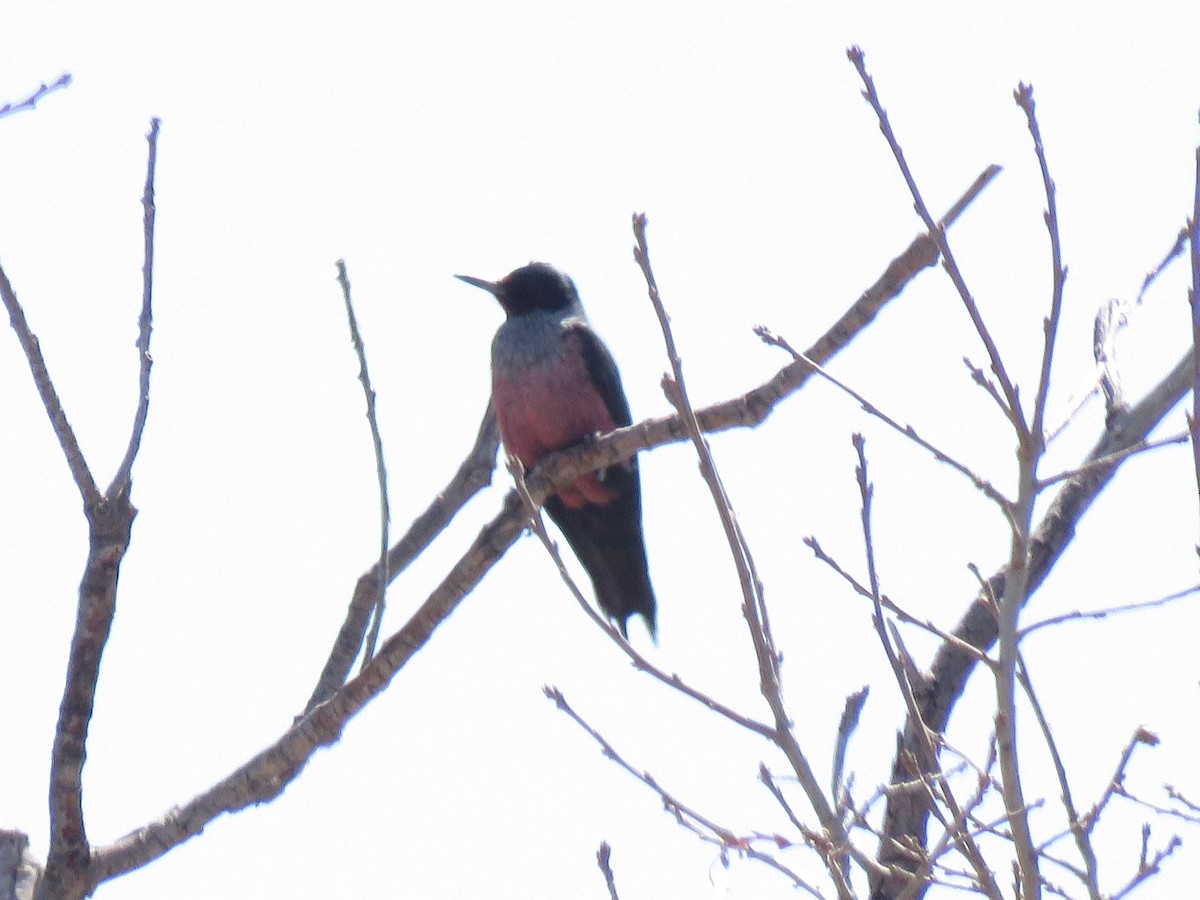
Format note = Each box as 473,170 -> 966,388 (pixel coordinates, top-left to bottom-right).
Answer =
758,328 -> 1013,514
78,167 -> 998,893
512,460 -> 775,740
92,486 -> 531,890
304,401 -> 500,712
305,165 -> 998,715
1,263 -> 99,506
547,687 -> 823,897
0,73 -> 72,122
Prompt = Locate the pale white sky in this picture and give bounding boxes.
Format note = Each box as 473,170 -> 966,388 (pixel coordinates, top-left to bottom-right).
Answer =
2,4 -> 1198,898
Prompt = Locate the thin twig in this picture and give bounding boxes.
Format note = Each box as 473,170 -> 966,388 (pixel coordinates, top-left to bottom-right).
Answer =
1020,582 -> 1200,637
334,260 -> 391,669
633,213 -> 860,897
854,438 -> 1002,900
894,743 -> 997,900
1036,431 -> 1189,490
804,536 -> 993,666
509,457 -> 776,740
1114,791 -> 1200,826
831,687 -> 869,809
1016,653 -> 1100,898
758,327 -> 1012,514
849,46 -> 1026,439
761,764 -> 812,836
303,403 -> 499,712
545,687 -> 823,898
596,842 -> 620,900
889,623 -> 1005,900
856,441 -> 976,895
1080,728 -> 1160,832
1165,785 -> 1200,816
976,83 -> 1073,899
1108,831 -> 1182,900
0,265 -> 99,505
1138,226 -> 1190,305
633,214 -> 772,656
0,73 -> 72,121
962,355 -> 1016,423
109,118 -> 160,496
1017,83 -> 1067,449
1189,144 -> 1200,523
992,445 -> 1041,895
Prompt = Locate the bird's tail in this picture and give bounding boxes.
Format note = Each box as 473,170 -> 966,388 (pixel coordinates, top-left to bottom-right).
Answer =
544,465 -> 657,640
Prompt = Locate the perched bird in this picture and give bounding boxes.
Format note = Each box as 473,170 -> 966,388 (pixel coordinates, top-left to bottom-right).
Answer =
455,262 -> 657,638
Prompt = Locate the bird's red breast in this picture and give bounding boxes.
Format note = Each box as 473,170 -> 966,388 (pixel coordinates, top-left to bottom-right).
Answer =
492,331 -> 618,509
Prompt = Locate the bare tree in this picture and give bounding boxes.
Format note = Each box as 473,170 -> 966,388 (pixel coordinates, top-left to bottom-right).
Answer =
4,48 -> 1199,900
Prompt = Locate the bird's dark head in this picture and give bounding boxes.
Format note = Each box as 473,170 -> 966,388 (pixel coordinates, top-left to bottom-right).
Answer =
455,262 -> 581,317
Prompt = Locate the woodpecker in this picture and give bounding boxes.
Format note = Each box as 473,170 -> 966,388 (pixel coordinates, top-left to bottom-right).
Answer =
456,262 -> 656,638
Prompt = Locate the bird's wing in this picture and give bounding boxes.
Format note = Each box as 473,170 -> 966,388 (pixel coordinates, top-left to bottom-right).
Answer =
562,318 -> 633,429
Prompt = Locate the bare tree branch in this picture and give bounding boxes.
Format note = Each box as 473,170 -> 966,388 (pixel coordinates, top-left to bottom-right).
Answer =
1188,143 -> 1200,525
1036,431 -> 1189,489
854,437 -> 1003,900
596,842 -> 620,900
334,259 -> 392,668
1020,582 -> 1200,637
1108,830 -> 1181,900
33,120 -> 162,900
758,328 -> 1012,513
1,831 -> 40,900
634,213 -> 853,897
0,74 -> 71,122
832,688 -> 869,808
1138,226 -> 1189,305
109,118 -> 160,496
804,538 -> 992,665
604,164 -> 998,446
511,459 -> 776,739
17,164 -> 997,895
308,172 -> 1008,703
872,349 -> 1194,899
303,401 -> 500,712
0,264 -> 99,505
1017,654 -> 1100,898
547,688 -> 824,899
848,46 -> 1025,439
1016,83 -> 1067,447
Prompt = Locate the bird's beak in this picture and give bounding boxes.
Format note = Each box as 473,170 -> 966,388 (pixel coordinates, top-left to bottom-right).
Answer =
454,274 -> 502,296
